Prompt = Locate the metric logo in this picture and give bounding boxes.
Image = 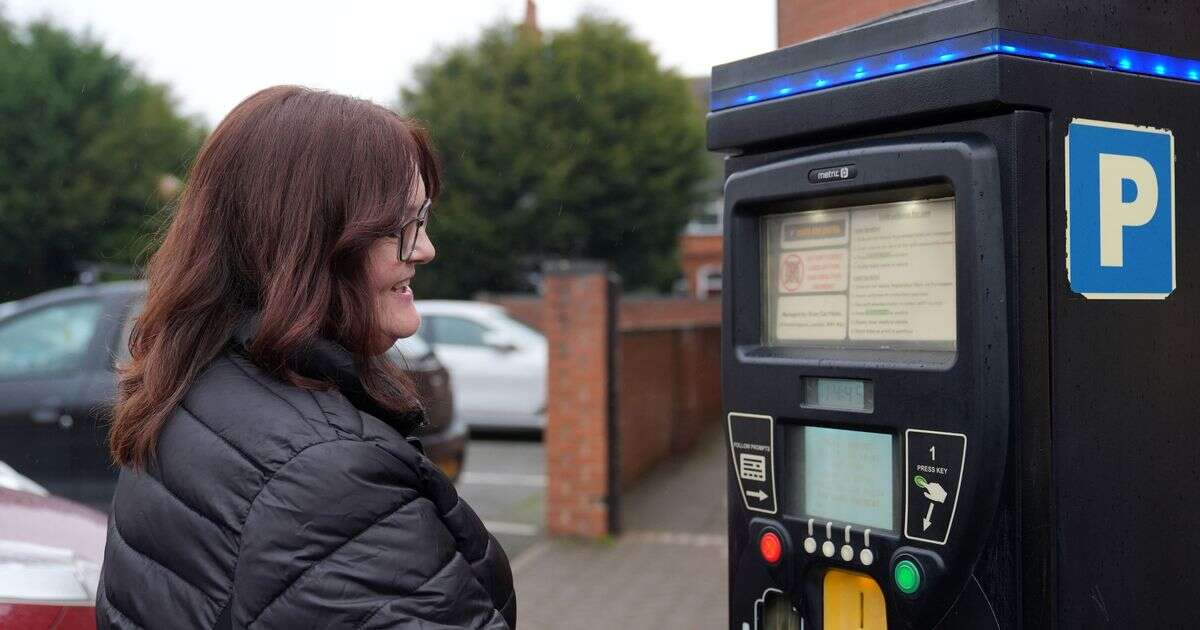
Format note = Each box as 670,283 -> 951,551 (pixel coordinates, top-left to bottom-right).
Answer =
1066,118 -> 1175,299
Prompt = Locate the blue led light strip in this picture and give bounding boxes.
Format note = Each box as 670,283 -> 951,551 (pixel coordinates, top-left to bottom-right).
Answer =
711,29 -> 1200,111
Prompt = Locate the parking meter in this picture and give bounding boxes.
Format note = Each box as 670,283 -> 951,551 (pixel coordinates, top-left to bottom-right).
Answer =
713,1 -> 1200,628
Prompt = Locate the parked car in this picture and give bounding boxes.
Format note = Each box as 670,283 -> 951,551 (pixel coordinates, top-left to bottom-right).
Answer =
0,281 -> 464,510
415,300 -> 547,432
390,329 -> 466,481
0,463 -> 105,630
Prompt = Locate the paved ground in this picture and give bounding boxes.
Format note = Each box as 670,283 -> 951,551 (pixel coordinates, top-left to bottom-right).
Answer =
455,436 -> 547,560
507,427 -> 728,630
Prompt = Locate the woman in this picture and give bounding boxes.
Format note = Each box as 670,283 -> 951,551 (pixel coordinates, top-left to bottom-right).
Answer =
96,86 -> 516,629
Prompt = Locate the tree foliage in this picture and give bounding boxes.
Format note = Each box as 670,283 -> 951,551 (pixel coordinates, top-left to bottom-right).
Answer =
400,17 -> 709,297
0,15 -> 206,301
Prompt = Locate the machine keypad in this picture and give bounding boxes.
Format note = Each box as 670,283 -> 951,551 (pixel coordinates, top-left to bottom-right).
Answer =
800,520 -> 881,569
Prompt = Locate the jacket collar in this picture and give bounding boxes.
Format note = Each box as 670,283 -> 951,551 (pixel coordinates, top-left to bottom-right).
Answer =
231,312 -> 424,435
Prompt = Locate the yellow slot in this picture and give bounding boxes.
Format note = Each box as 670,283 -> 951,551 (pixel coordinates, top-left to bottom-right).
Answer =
823,568 -> 888,630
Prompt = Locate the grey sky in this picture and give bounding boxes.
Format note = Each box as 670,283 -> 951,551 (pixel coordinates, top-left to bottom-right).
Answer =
6,1 -> 775,126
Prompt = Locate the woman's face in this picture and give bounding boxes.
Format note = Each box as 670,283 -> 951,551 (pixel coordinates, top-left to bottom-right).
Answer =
365,178 -> 435,354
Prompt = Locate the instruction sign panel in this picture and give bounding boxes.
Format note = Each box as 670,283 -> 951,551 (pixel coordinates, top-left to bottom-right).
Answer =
763,198 -> 957,349
904,429 -> 966,545
728,412 -> 778,514
1066,119 -> 1176,299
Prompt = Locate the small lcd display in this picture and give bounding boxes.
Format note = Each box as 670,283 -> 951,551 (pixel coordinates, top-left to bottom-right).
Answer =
787,426 -> 894,530
761,196 -> 957,351
802,377 -> 874,412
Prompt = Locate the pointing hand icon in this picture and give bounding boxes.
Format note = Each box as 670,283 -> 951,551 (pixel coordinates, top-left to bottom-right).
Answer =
923,482 -> 948,504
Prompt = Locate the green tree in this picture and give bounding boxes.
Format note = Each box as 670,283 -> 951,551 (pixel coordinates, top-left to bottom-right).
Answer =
400,17 -> 709,297
0,15 -> 206,301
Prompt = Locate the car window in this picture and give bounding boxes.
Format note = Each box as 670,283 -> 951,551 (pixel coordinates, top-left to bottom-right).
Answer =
429,316 -> 489,347
499,314 -> 545,345
418,317 -> 438,344
0,300 -> 104,379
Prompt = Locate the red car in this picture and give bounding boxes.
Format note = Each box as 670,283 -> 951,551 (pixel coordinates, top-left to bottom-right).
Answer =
0,465 -> 105,629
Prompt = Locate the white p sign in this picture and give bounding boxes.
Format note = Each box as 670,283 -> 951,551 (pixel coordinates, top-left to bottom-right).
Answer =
1099,153 -> 1158,267
1067,118 -> 1174,299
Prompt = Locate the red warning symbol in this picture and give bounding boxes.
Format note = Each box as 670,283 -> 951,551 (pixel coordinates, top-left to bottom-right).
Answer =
782,254 -> 804,292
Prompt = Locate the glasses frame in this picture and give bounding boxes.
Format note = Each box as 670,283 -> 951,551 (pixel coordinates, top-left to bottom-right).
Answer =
395,198 -> 433,262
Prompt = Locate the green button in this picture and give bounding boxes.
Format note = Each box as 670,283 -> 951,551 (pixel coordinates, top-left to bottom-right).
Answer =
894,559 -> 921,594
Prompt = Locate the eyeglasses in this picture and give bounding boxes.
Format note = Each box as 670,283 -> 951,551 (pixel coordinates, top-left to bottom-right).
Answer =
395,198 -> 432,262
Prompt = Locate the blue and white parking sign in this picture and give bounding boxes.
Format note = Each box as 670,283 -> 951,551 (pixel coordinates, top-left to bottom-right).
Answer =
1066,119 -> 1176,299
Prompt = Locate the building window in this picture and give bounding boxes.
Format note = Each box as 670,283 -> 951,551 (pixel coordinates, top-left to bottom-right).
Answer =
696,263 -> 723,298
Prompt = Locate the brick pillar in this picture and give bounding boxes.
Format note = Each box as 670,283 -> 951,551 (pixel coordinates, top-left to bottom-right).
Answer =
543,260 -> 619,538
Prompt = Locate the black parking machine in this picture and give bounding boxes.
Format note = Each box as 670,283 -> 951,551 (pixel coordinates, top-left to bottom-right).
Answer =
712,1 -> 1198,628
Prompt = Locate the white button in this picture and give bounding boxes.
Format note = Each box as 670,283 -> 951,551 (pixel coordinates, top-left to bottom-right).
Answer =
803,537 -> 817,554
840,545 -> 854,562
860,548 -> 875,566
821,540 -> 835,558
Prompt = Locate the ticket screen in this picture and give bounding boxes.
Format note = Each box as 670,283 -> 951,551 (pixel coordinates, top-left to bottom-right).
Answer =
787,425 -> 894,530
761,197 -> 956,350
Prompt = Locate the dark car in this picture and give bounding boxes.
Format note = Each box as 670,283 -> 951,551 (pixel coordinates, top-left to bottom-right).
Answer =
0,281 -> 465,510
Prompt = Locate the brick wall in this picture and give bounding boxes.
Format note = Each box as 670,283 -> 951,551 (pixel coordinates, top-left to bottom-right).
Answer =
617,325 -> 721,485
778,0 -> 930,47
480,293 -> 720,333
620,295 -> 720,330
617,329 -> 676,485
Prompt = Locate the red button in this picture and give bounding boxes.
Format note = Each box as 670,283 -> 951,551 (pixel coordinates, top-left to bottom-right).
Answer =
759,531 -> 783,565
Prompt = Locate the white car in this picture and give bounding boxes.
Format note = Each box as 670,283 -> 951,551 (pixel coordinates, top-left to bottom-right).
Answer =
415,300 -> 546,432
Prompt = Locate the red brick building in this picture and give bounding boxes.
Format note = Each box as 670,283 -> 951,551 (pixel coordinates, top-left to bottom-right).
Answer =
778,0 -> 932,47
678,225 -> 723,299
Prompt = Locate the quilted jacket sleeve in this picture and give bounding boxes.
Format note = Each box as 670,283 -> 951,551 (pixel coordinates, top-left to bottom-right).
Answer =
231,438 -> 511,629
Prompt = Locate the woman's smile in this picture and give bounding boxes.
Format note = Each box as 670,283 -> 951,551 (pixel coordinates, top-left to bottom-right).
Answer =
389,277 -> 414,301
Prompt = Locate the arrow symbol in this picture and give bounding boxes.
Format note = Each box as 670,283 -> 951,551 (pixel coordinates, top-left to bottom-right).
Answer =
746,489 -> 768,502
923,502 -> 935,531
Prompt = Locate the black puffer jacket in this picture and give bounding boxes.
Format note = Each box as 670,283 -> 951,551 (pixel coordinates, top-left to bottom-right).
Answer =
96,320 -> 516,629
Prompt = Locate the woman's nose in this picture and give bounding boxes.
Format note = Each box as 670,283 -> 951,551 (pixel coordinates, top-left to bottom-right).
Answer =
410,227 -> 435,264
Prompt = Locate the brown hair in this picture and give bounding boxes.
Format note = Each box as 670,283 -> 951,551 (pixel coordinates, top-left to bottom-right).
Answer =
110,85 -> 441,469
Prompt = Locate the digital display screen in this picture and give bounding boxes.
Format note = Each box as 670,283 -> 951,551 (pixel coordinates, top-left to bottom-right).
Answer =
787,426 -> 894,530
761,197 -> 957,350
802,377 -> 874,412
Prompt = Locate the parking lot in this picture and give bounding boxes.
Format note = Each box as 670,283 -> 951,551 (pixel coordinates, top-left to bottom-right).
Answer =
455,437 -> 547,561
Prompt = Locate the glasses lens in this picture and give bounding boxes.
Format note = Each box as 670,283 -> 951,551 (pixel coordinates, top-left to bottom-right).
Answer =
399,220 -> 421,261
397,199 -> 431,262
